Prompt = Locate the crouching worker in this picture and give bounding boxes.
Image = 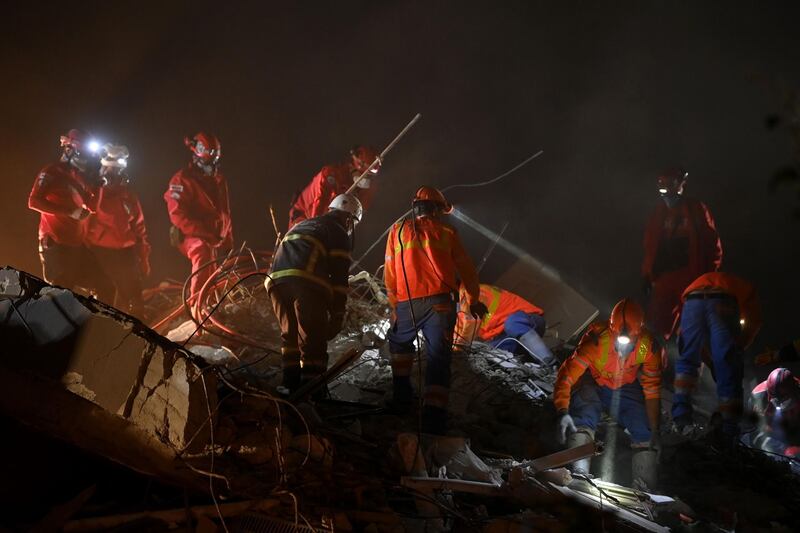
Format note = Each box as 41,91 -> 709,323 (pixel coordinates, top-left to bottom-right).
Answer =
454,283 -> 554,365
750,368 -> 800,458
554,298 -> 664,489
266,194 -> 362,394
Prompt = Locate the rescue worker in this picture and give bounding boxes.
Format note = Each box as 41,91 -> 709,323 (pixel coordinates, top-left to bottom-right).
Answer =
164,132 -> 233,299
383,186 -> 487,434
672,272 -> 761,440
267,194 -> 362,394
288,146 -> 380,228
554,299 -> 663,488
454,283 -> 554,365
85,144 -> 150,316
750,368 -> 800,457
28,129 -> 100,289
642,168 -> 722,339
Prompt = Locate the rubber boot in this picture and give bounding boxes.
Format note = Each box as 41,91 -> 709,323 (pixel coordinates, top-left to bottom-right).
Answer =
566,430 -> 594,475
631,449 -> 658,491
421,405 -> 448,435
518,329 -> 555,365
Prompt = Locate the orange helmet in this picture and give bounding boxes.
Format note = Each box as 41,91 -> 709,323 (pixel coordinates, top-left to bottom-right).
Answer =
350,145 -> 381,174
185,132 -> 221,164
609,298 -> 644,355
413,186 -> 453,215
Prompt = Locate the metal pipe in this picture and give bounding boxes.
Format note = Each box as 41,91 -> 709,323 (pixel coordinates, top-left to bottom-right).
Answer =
346,113 -> 422,194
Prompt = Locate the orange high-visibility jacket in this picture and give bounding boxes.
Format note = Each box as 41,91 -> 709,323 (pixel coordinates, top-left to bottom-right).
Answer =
384,216 -> 479,307
455,284 -> 543,341
681,272 -> 762,349
553,322 -> 664,412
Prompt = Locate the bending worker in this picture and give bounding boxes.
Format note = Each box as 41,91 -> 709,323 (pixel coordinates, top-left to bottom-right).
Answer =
267,194 -> 362,394
750,368 -> 800,458
289,146 -> 381,229
642,168 -> 722,339
384,186 -> 487,434
454,283 -> 554,365
554,298 -> 664,489
672,272 -> 761,440
164,132 -> 233,299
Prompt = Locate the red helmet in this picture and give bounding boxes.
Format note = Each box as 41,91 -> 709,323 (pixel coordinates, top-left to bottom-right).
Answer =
767,368 -> 800,408
609,298 -> 645,351
350,145 -> 381,175
656,167 -> 688,196
185,132 -> 221,164
413,186 -> 453,215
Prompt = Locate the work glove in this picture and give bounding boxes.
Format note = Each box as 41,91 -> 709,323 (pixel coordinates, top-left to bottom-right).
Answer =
70,207 -> 91,220
327,313 -> 345,340
755,347 -> 777,366
469,301 -> 489,320
641,277 -> 652,298
557,412 -> 577,444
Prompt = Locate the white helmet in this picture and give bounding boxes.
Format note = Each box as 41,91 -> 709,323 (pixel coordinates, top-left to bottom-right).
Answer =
329,193 -> 363,224
101,144 -> 129,168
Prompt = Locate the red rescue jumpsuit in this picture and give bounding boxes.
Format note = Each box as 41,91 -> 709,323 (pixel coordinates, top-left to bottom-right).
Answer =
642,198 -> 722,338
288,164 -> 376,228
86,183 -> 151,315
28,161 -> 97,288
164,164 -> 233,298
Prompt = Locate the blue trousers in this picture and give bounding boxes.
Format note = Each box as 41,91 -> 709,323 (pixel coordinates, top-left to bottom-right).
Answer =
672,297 -> 743,427
490,311 -> 546,351
570,377 -> 652,444
388,294 -> 456,405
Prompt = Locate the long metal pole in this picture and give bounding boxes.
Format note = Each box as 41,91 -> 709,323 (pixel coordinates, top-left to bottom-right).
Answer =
346,113 -> 422,194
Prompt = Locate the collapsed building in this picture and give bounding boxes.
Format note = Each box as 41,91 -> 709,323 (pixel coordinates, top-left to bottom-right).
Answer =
1,235 -> 799,531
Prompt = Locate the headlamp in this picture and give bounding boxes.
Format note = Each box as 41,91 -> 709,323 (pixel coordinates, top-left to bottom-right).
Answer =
658,188 -> 668,195
617,335 -> 631,346
88,140 -> 102,154
740,318 -> 745,326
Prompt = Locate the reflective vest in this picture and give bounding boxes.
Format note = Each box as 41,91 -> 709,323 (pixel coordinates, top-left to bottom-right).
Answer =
455,284 -> 543,341
553,322 -> 663,412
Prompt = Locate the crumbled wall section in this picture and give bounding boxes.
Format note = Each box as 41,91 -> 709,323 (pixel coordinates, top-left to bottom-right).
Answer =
0,266 -> 215,454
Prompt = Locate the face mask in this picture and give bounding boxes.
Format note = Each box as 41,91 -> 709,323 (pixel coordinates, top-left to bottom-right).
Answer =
661,194 -> 682,208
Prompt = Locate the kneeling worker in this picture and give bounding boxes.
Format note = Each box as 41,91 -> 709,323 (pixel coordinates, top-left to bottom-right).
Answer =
267,194 -> 362,393
554,298 -> 664,489
454,283 -> 554,365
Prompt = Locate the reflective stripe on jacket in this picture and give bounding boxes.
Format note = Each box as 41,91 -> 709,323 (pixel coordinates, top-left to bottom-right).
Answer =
383,216 -> 479,307
268,211 -> 352,314
681,272 -> 761,349
455,284 -> 543,341
553,322 -> 664,412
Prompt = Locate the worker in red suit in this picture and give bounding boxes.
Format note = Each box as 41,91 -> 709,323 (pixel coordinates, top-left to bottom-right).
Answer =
288,146 -> 380,228
750,368 -> 800,458
164,132 -> 233,299
454,283 -> 554,365
554,299 -> 664,488
86,144 -> 150,316
28,129 -> 101,290
642,168 -> 722,339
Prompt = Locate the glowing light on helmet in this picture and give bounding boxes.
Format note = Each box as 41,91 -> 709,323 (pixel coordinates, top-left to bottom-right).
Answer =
658,188 -> 668,195
740,318 -> 745,326
88,140 -> 102,154
617,335 -> 631,346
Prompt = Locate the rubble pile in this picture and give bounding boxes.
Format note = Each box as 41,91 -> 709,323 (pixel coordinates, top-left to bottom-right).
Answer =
3,261 -> 800,531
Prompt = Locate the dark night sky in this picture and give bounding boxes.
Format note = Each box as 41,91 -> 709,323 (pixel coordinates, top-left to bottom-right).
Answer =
2,1 -> 799,361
